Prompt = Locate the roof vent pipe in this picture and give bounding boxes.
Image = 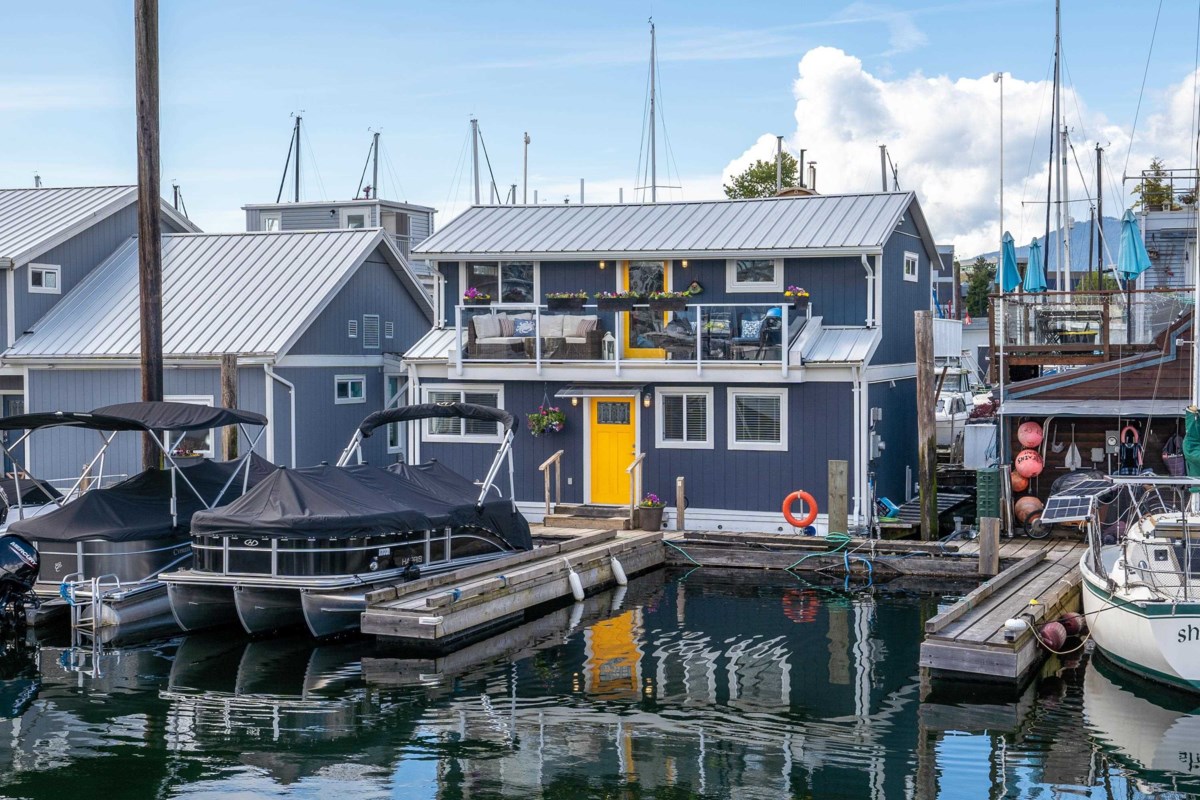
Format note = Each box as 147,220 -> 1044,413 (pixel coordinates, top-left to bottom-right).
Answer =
808,162 -> 817,193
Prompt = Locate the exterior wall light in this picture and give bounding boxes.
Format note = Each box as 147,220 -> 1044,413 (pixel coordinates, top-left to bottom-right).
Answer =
643,393 -> 652,408
571,396 -> 579,407
681,259 -> 688,268
599,260 -> 606,270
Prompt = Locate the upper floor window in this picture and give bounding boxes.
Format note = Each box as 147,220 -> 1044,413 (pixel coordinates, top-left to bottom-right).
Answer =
28,264 -> 60,295
341,208 -> 370,229
260,212 -> 282,232
904,252 -> 919,283
464,262 -> 535,304
726,258 -> 783,292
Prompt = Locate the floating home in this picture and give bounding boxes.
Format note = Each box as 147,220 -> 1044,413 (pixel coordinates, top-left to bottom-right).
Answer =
2,228 -> 433,478
403,192 -> 940,532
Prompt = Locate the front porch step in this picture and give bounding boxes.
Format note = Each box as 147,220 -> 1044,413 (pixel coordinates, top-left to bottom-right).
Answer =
544,504 -> 633,530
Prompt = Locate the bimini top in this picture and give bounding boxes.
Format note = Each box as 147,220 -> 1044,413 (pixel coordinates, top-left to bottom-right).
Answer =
191,461 -> 532,550
0,410 -> 148,432
357,402 -> 514,438
93,402 -> 267,431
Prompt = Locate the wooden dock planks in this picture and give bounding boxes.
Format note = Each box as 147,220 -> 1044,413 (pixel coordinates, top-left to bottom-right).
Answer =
919,539 -> 1086,682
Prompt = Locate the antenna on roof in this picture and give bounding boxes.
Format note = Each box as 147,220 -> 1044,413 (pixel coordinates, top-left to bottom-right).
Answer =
33,173 -> 42,189
171,180 -> 188,217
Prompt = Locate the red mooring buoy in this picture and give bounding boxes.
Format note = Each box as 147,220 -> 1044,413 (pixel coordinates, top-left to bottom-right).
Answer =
1038,621 -> 1068,651
1058,611 -> 1086,637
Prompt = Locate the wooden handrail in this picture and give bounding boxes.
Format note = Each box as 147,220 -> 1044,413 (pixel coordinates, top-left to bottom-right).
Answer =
539,450 -> 564,517
626,453 -> 646,520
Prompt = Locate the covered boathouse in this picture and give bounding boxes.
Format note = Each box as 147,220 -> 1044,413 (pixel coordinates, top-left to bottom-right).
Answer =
402,192 -> 940,532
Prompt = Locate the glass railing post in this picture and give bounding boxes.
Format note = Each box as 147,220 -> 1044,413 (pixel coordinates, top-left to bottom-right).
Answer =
535,306 -> 542,374
455,305 -> 464,376
695,304 -> 703,374
782,304 -> 789,376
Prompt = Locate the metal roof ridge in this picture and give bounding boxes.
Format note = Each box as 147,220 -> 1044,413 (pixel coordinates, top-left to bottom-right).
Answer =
456,191 -> 912,211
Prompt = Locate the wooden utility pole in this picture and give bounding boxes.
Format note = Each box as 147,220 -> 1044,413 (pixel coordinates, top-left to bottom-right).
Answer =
220,354 -> 238,459
135,0 -> 164,469
915,311 -> 938,540
827,460 -> 848,535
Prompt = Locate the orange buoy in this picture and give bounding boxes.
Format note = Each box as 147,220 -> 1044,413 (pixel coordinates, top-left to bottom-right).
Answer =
1010,469 -> 1029,493
782,490 -> 819,528
1014,448 -> 1044,478
1014,495 -> 1044,524
1017,421 -> 1044,448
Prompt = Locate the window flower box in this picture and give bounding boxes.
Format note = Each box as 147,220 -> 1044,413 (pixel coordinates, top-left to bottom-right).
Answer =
595,291 -> 641,312
784,285 -> 809,310
546,292 -> 587,311
648,291 -> 690,313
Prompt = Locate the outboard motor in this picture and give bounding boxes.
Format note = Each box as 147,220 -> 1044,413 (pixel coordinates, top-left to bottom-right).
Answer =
0,535 -> 38,621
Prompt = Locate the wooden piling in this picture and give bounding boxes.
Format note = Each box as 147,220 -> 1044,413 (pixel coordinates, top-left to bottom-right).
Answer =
978,517 -> 1000,577
827,460 -> 848,535
220,354 -> 238,459
675,476 -> 686,531
915,311 -> 938,540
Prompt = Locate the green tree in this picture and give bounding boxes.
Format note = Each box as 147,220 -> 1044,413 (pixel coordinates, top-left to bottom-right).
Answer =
965,255 -> 995,318
1132,157 -> 1179,211
723,152 -> 799,199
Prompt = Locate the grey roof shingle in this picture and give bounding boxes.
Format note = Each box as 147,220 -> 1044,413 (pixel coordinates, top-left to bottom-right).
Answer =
415,192 -> 936,260
0,186 -> 136,266
5,229 -> 427,360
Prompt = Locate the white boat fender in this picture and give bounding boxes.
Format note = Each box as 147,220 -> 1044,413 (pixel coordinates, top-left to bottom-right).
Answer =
563,557 -> 585,602
610,553 -> 628,586
610,584 -> 628,613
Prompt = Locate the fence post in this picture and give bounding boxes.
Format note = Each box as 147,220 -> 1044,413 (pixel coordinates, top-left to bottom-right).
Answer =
675,476 -> 686,531
828,460 -> 848,535
979,517 -> 1000,577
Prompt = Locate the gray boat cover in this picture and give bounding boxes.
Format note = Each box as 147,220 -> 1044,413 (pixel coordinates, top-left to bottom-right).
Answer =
9,454 -> 277,543
190,461 -> 532,551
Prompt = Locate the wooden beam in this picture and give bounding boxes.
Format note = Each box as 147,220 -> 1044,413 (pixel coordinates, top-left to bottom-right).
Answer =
135,0 -> 164,470
915,310 -> 938,540
978,517 -> 1000,577
675,476 -> 686,531
220,354 -> 237,459
827,460 -> 848,535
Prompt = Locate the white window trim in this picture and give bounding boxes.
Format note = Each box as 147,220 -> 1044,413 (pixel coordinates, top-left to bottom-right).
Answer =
421,383 -> 504,443
259,211 -> 282,231
385,374 -> 407,454
165,394 -> 215,458
28,264 -> 61,295
458,261 -> 540,307
655,387 -> 714,450
384,321 -> 395,339
903,251 -> 919,283
726,387 -> 788,452
335,374 -> 367,405
340,206 -> 373,229
725,257 -> 783,293
348,319 -> 358,338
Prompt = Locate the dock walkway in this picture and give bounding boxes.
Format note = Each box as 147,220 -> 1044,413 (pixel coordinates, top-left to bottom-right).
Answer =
919,538 -> 1086,682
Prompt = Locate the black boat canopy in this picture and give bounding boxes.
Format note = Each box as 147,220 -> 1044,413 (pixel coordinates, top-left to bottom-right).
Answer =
0,411 -> 147,432
191,461 -> 532,551
357,403 -> 514,438
93,402 -> 267,431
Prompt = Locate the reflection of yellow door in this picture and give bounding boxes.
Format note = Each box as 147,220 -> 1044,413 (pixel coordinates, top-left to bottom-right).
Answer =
622,260 -> 668,358
584,609 -> 644,699
589,398 -> 636,504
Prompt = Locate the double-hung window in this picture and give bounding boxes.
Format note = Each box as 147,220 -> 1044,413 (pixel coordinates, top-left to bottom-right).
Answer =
656,388 -> 713,449
727,388 -> 787,451
28,264 -> 60,294
726,258 -> 783,292
464,261 -> 535,304
903,251 -> 919,283
423,384 -> 503,442
335,375 -> 366,404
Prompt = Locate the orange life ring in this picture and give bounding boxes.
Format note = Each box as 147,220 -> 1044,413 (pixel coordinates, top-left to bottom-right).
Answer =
782,490 -> 819,528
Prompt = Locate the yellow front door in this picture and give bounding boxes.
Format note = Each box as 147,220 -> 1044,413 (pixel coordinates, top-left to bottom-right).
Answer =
589,398 -> 636,505
622,260 -> 668,358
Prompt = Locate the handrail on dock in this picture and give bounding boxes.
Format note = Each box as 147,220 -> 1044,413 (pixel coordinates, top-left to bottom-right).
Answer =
626,453 -> 646,520
539,450 -> 564,517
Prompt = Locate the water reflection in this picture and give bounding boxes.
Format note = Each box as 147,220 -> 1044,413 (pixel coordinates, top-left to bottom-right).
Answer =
0,570 -> 1198,798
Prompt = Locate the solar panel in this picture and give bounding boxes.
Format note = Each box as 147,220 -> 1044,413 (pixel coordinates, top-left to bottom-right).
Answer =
1041,494 -> 1096,523
1055,479 -> 1114,498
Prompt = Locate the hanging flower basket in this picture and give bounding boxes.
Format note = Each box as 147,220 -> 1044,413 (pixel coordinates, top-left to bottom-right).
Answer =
527,405 -> 566,436
784,285 -> 810,310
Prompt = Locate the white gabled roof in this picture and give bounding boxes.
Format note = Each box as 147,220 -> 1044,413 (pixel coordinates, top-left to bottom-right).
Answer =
4,229 -> 431,361
0,185 -> 199,266
415,192 -> 937,261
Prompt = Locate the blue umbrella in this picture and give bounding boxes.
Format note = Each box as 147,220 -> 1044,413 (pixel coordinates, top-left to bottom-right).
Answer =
1117,208 -> 1152,282
999,231 -> 1021,292
1023,237 -> 1047,293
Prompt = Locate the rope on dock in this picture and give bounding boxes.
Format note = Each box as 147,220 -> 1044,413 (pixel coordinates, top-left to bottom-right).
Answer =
784,531 -> 853,571
664,540 -> 702,566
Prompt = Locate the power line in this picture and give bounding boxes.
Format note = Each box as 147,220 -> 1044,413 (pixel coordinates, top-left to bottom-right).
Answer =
1122,0 -> 1165,181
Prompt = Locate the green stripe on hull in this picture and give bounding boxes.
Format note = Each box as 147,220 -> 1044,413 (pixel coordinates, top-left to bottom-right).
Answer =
1084,578 -> 1200,618
1094,648 -> 1200,693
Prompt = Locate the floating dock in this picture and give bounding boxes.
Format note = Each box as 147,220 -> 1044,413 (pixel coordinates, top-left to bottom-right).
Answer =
361,528 -> 663,652
919,539 -> 1086,683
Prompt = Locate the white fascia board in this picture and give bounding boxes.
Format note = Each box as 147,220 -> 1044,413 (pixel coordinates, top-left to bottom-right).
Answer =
412,247 -> 882,262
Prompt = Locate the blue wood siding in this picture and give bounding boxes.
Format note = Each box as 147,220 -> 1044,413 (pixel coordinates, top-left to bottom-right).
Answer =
869,377 -> 918,503
15,204 -> 141,335
26,366 -> 269,480
410,211 -> 433,244
873,206 -> 927,365
275,366 -> 391,467
418,378 -> 856,514
279,206 -> 347,230
287,248 -> 430,356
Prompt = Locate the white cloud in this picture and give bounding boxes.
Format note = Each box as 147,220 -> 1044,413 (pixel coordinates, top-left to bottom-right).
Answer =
723,46 -> 1200,259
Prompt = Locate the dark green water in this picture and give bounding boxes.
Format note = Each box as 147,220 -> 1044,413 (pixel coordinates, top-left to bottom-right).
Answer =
0,568 -> 1198,799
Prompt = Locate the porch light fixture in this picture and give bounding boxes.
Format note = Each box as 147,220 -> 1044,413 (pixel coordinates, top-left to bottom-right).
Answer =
681,259 -> 688,268
599,260 -> 606,270
643,392 -> 652,409
571,396 -> 579,407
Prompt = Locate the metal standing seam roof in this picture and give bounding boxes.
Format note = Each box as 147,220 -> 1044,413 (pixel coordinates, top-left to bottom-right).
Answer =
800,326 -> 881,364
0,186 -> 135,265
415,192 -> 936,260
4,229 -> 425,360
404,328 -> 459,361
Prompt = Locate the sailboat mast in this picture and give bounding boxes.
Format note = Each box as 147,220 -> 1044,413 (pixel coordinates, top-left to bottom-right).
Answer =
471,118 -> 481,205
649,21 -> 657,203
293,114 -> 301,203
372,131 -> 380,199
1194,115 -> 1200,408
1054,0 -> 1066,290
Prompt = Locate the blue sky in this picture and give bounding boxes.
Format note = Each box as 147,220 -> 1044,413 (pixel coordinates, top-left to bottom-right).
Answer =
3,1 -> 1199,255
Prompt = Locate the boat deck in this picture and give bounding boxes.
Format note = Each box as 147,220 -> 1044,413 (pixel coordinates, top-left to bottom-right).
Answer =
919,538 -> 1087,683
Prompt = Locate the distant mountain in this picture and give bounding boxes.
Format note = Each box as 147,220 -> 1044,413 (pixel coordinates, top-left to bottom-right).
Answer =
971,216 -> 1124,270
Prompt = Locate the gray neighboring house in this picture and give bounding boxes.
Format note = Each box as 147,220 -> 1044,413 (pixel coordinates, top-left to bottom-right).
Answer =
243,197 -> 438,296
0,186 -> 197,461
2,228 -> 433,481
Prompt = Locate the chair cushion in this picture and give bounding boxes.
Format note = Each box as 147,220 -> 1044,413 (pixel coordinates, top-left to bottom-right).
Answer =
574,315 -> 599,335
513,318 -> 537,337
473,315 -> 501,340
541,315 -> 565,337
741,319 -> 763,338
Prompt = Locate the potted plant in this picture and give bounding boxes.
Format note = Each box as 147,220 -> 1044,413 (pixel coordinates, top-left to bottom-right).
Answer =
648,290 -> 691,313
638,492 -> 666,531
546,291 -> 588,311
594,290 -> 642,312
527,405 -> 567,436
463,287 -> 492,305
784,285 -> 810,310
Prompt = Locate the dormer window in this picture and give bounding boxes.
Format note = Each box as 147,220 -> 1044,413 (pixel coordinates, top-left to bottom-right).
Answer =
341,208 -> 370,229
28,264 -> 60,294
